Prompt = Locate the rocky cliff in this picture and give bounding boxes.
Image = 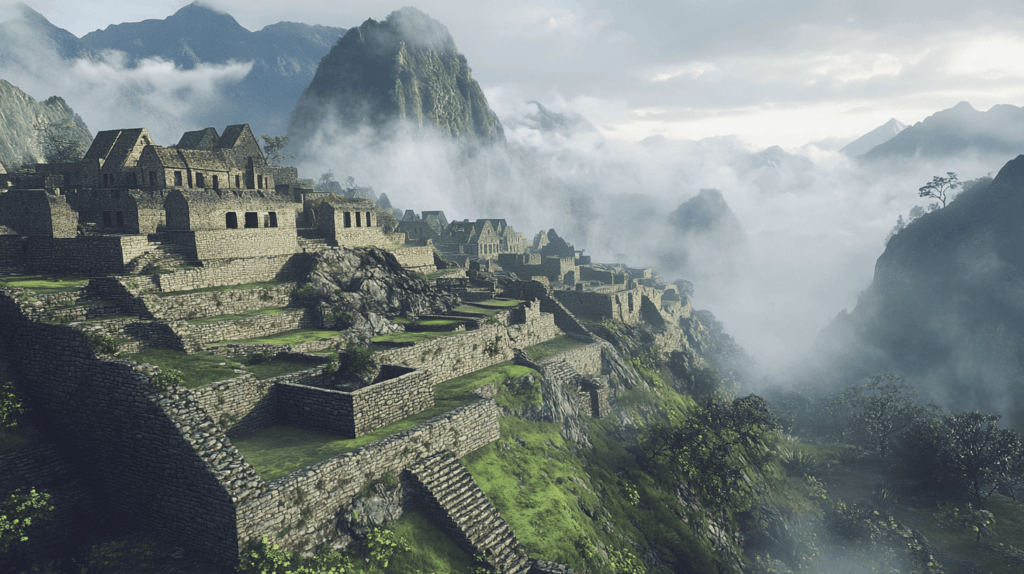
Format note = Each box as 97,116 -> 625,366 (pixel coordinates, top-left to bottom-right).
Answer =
0,78 -> 92,168
809,156 -> 1024,415
288,7 -> 504,145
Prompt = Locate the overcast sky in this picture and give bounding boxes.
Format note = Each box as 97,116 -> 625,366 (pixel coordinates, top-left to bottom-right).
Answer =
12,0 -> 1024,149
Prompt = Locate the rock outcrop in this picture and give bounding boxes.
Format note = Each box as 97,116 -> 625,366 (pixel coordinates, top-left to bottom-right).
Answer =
0,79 -> 92,168
289,7 -> 504,145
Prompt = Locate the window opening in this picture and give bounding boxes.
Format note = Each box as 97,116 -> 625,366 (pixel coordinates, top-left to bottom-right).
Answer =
244,212 -> 258,228
116,212 -> 124,227
366,211 -> 372,227
257,175 -> 263,189
268,212 -> 278,228
174,171 -> 182,186
212,175 -> 219,190
355,212 -> 362,227
235,175 -> 241,188
102,211 -> 112,227
344,212 -> 351,228
226,212 -> 238,229
196,172 -> 205,188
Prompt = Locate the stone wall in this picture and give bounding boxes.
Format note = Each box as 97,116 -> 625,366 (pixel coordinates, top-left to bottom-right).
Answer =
503,280 -> 594,338
0,295 -> 240,562
172,308 -> 311,346
154,254 -> 309,293
376,303 -> 562,382
188,228 -> 300,261
277,367 -> 432,438
550,290 -> 614,323
138,282 -> 296,321
0,235 -> 26,270
543,340 -> 603,376
191,374 -> 278,434
24,235 -> 152,274
391,245 -> 436,272
0,189 -> 77,238
234,399 -> 501,555
553,285 -> 665,325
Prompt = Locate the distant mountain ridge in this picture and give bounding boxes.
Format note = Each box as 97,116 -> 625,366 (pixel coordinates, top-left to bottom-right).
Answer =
0,2 -> 345,137
0,78 -> 92,168
840,118 -> 906,157
289,7 -> 504,145
859,102 -> 1024,162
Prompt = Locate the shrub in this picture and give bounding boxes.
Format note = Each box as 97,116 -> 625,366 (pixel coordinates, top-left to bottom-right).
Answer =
344,343 -> 376,378
151,369 -> 185,391
85,333 -> 122,355
293,284 -> 318,304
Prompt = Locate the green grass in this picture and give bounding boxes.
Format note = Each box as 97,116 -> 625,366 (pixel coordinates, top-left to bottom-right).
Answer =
471,299 -> 522,308
904,496 -> 1024,573
385,509 -> 481,572
156,281 -> 284,298
234,363 -> 538,482
243,358 -> 326,381
187,307 -> 289,325
221,329 -> 340,346
370,330 -> 461,344
76,314 -> 135,324
453,304 -> 506,317
436,362 -> 540,411
124,349 -> 244,388
0,275 -> 89,293
524,335 -> 589,363
392,317 -> 413,325
414,319 -> 460,327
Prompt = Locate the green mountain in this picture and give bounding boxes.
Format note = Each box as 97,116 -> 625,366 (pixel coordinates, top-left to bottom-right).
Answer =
0,78 -> 92,168
289,7 -> 504,144
809,158 -> 1024,415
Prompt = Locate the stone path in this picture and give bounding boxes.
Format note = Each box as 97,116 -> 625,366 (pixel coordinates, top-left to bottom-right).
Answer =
408,454 -> 531,574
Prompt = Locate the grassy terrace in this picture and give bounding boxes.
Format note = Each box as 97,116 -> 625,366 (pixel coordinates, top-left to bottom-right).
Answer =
217,328 -> 340,346
187,307 -> 290,325
370,330 -> 461,345
122,349 -> 326,387
232,362 -> 539,482
471,299 -> 522,308
453,304 -> 502,317
0,275 -> 89,293
124,349 -> 246,388
524,335 -> 589,362
155,280 -> 285,298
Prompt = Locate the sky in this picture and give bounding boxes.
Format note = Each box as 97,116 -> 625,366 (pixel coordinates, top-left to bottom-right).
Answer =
2,0 -> 1021,379
13,0 -> 1024,149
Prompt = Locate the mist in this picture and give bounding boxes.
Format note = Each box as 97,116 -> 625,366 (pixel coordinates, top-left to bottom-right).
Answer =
294,89 -> 1009,377
0,7 -> 252,145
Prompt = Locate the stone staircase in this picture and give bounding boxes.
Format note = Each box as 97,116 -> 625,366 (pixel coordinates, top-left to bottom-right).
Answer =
125,238 -> 199,274
297,228 -> 336,252
408,455 -> 531,574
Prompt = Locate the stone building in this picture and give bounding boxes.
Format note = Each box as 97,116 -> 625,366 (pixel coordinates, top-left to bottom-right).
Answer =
303,194 -> 389,248
164,189 -> 300,260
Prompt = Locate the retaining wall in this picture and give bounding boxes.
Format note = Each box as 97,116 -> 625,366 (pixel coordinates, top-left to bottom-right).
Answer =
140,282 -> 297,321
173,309 -> 311,346
234,399 -> 501,555
24,235 -> 151,274
391,245 -> 436,272
277,367 -> 433,438
154,254 -> 310,293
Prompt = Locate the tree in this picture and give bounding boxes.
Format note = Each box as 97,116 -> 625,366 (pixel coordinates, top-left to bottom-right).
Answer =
0,379 -> 22,432
34,121 -> 86,164
918,172 -> 959,208
943,411 -> 1019,508
845,372 -> 919,461
260,134 -> 295,166
640,396 -> 777,516
0,487 -> 52,553
318,171 -> 336,191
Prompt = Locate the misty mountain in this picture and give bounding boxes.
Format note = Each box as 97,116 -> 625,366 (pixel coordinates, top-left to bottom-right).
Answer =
0,4 -> 88,66
0,78 -> 92,168
654,189 -> 750,291
839,118 -> 906,157
288,7 -> 504,146
0,2 -> 344,137
503,101 -> 600,139
859,102 -> 1024,163
809,160 -> 1024,415
744,145 -> 814,171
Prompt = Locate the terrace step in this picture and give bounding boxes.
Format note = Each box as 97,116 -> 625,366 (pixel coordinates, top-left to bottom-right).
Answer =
408,455 -> 531,574
125,240 -> 200,275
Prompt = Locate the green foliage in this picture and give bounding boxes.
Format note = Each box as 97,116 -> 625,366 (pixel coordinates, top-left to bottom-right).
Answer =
151,369 -> 185,391
640,395 -> 779,519
34,121 -> 86,164
782,450 -> 817,477
84,333 -> 122,355
77,537 -> 165,573
942,410 -> 1021,508
0,487 -> 52,553
294,284 -> 319,304
237,536 -> 350,574
823,501 -> 944,574
843,372 -> 922,461
0,379 -> 23,432
249,351 -> 275,365
343,343 -> 376,378
483,335 -> 501,358
260,134 -> 296,167
363,527 -> 409,569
